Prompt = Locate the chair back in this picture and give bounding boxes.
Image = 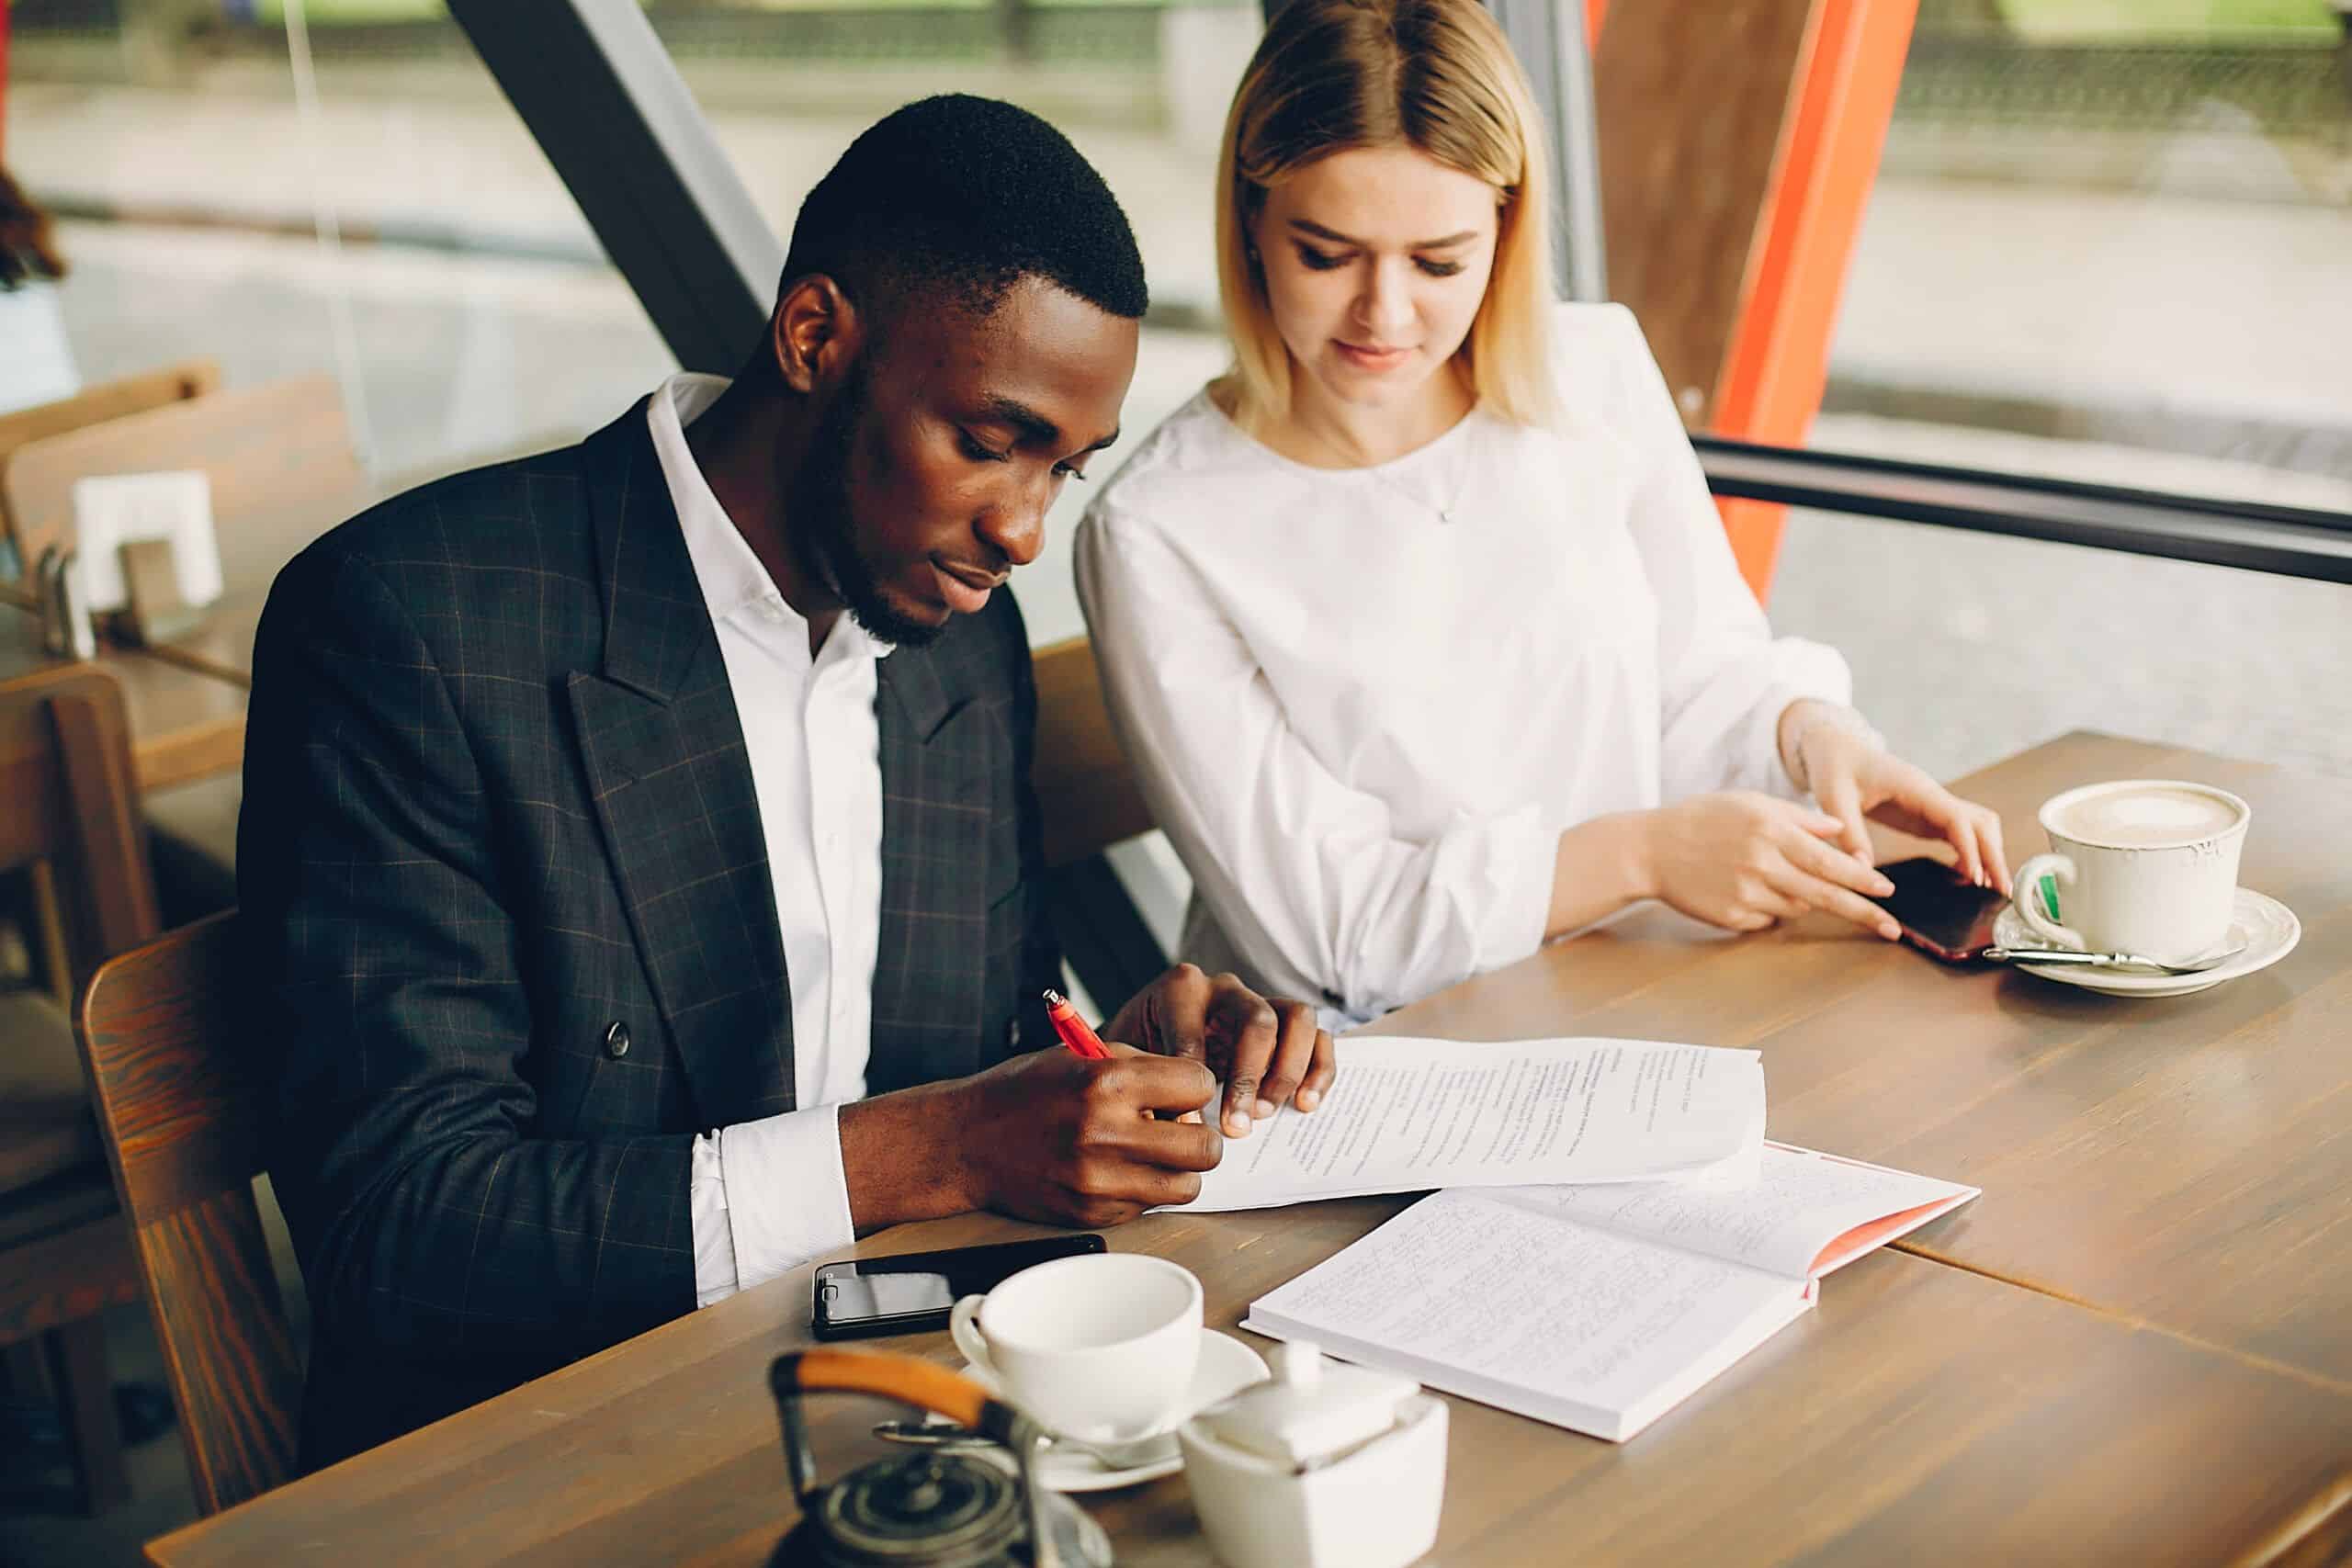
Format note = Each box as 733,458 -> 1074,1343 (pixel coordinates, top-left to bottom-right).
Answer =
75,910 -> 300,1514
3,376 -> 363,592
0,665 -> 160,974
0,361 -> 220,577
0,361 -> 220,483
1030,636 -> 1155,869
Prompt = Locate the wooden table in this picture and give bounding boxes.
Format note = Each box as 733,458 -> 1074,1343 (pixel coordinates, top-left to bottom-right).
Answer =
0,463 -> 368,792
0,608 -> 246,792
145,1209 -> 2351,1567
143,733 -> 2352,1565
1391,733 -> 2352,1391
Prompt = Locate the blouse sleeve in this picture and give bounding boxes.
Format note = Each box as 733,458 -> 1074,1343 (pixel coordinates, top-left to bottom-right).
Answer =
1583,304 -> 1853,802
1073,509 -> 1555,1021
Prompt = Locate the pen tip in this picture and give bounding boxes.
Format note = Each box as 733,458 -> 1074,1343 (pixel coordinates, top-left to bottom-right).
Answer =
1042,988 -> 1065,1007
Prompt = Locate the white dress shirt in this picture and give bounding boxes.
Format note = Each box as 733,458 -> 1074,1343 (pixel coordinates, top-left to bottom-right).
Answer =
1073,303 -> 1852,1026
647,374 -> 891,1307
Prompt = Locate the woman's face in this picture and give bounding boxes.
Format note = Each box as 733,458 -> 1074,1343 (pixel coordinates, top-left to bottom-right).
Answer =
1249,142 -> 1500,417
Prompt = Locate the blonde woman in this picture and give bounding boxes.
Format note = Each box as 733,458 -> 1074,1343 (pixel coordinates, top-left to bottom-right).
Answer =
1074,0 -> 2007,1059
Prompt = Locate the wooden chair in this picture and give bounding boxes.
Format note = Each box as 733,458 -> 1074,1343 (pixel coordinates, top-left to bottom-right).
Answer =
0,663 -> 163,1513
0,362 -> 221,551
1028,636 -> 1169,1007
2,375 -> 363,597
76,910 -> 300,1516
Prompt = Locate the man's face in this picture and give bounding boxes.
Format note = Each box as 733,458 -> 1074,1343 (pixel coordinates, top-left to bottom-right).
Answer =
791,275 -> 1138,647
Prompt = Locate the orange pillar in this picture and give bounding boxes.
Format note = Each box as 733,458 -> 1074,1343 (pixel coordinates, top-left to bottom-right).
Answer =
1704,0 -> 1918,602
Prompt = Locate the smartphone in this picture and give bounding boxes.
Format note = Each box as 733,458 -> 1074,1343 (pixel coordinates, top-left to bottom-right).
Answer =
811,1234 -> 1108,1341
1869,855 -> 2009,963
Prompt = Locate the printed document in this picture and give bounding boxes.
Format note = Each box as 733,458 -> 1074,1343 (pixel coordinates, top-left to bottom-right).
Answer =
1182,1035 -> 1765,1213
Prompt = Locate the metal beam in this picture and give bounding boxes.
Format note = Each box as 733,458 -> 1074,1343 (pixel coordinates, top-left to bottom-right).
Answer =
446,0 -> 779,374
1697,436 -> 2352,584
1486,0 -> 1607,301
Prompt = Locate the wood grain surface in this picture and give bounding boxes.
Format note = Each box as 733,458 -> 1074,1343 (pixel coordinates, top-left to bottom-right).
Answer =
141,732 -> 2352,1564
1383,732 -> 2352,1389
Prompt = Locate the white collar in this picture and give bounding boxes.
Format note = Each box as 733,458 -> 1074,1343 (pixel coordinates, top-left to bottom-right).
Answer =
645,371 -> 892,660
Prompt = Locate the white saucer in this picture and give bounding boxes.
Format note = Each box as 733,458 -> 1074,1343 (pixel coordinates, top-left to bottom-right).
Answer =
1991,887 -> 2301,998
950,1329 -> 1268,1492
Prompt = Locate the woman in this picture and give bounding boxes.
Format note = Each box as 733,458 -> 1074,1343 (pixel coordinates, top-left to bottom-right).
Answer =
1074,0 -> 2007,1036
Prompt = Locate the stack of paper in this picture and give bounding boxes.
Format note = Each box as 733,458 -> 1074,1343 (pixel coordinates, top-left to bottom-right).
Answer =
1182,1034 -> 1766,1213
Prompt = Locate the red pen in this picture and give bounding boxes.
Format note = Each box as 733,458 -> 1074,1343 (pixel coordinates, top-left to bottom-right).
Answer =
1043,988 -> 1110,1060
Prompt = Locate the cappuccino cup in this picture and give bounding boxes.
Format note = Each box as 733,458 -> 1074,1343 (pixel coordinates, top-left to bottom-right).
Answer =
2011,780 -> 2249,962
950,1253 -> 1202,1440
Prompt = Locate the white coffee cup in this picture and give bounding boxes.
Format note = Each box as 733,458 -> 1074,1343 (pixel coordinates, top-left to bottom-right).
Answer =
949,1253 -> 1203,1440
2012,780 -> 2250,962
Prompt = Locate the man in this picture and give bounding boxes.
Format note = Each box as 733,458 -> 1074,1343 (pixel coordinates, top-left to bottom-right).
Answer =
241,95 -> 1336,1468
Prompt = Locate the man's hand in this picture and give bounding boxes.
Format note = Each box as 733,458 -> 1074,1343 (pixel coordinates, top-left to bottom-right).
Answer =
960,1046 -> 1224,1226
842,1047 -> 1222,1234
1102,964 -> 1336,1138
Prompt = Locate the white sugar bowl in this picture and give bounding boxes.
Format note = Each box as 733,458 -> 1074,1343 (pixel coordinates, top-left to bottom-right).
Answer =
1177,1341 -> 1447,1568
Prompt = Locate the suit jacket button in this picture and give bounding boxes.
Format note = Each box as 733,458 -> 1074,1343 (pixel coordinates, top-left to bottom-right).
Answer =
605,1021 -> 631,1059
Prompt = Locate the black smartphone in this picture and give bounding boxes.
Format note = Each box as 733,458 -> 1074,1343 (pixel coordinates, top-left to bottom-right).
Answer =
811,1234 -> 1108,1341
1869,855 -> 2008,963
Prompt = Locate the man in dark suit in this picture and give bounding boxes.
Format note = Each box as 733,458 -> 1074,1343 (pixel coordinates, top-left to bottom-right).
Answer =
241,96 -> 1336,1468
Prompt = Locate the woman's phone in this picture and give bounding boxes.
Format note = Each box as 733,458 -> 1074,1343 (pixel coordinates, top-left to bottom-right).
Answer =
1869,856 -> 2009,963
811,1234 -> 1108,1340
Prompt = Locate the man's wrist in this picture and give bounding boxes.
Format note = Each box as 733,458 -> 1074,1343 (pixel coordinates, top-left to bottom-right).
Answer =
839,1080 -> 978,1234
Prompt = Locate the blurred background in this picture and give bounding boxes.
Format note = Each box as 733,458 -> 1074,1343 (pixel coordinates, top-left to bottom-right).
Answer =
7,0 -> 2348,782
2,0 -> 2348,1551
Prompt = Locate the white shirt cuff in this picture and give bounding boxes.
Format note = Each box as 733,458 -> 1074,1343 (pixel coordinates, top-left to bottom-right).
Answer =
687,1103 -> 854,1309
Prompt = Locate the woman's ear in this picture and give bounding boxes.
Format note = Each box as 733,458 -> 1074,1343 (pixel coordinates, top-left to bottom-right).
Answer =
770,275 -> 864,395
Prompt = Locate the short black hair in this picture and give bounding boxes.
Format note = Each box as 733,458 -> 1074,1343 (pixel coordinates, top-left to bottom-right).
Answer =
780,94 -> 1148,327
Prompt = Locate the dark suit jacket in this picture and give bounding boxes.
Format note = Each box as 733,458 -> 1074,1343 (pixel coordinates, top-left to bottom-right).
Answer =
239,401 -> 1062,1469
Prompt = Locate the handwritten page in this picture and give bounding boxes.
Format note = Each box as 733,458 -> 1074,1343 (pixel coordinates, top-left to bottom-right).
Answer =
1182,1035 -> 1764,1213
1244,1190 -> 1809,1441
1488,1143 -> 1978,1281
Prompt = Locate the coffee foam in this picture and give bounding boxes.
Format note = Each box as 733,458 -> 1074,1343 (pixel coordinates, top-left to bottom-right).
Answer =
2056,785 -> 2241,847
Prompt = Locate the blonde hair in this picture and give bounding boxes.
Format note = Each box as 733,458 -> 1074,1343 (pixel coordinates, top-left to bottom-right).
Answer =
1214,0 -> 1557,435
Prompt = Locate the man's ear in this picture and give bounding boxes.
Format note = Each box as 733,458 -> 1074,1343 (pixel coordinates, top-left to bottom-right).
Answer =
770,275 -> 865,396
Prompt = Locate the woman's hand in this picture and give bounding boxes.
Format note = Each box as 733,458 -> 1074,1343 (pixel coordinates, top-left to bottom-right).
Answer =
1785,705 -> 2010,895
1638,792 -> 1903,940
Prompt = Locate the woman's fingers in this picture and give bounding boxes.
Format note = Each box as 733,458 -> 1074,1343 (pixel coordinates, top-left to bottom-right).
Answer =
1764,853 -> 1900,939
1782,818 -> 1895,899
1978,808 -> 2013,896
1814,769 -> 1874,863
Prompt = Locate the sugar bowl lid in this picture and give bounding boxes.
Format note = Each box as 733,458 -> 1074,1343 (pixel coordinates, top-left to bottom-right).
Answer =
1193,1341 -> 1419,1469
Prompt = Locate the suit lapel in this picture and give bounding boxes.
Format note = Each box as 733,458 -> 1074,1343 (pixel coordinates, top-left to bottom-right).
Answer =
566,403 -> 796,1124
867,635 -> 996,1094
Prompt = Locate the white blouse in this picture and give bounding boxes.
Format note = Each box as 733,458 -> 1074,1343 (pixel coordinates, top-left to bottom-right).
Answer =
1072,303 -> 1851,1025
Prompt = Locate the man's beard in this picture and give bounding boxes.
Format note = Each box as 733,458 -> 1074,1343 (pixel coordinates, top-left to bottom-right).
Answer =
789,361 -> 947,649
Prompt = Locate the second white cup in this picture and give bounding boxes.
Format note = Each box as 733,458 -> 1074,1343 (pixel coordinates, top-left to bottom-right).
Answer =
950,1252 -> 1203,1440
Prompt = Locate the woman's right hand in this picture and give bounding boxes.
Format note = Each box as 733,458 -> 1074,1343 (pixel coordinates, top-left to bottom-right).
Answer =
1638,792 -> 1902,941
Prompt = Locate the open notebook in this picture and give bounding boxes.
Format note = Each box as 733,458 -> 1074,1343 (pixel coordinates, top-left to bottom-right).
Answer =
1243,1144 -> 1978,1441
